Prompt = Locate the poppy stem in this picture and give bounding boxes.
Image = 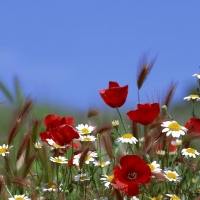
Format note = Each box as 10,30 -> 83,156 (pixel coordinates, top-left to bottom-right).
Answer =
116,107 -> 127,133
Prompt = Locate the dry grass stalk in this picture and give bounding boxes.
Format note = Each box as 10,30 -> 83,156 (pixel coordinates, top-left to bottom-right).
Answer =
11,177 -> 31,188
87,109 -> 99,118
22,151 -> 38,178
17,133 -> 31,160
39,144 -> 52,183
0,176 -> 4,197
8,97 -> 33,145
30,119 -> 41,144
94,125 -> 113,136
137,53 -> 157,90
162,81 -> 178,108
102,133 -> 114,159
79,146 -> 90,169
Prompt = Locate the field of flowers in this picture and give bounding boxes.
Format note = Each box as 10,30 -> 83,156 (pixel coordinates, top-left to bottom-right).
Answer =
1,58 -> 200,200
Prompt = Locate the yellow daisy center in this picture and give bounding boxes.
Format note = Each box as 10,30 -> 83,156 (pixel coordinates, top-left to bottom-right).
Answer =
80,175 -> 88,181
186,148 -> 196,154
85,155 -> 91,161
53,143 -> 63,148
189,94 -> 199,99
83,137 -> 91,141
0,148 -> 7,154
166,172 -> 177,179
54,158 -> 64,163
98,161 -> 106,166
81,128 -> 90,134
15,198 -> 24,200
148,164 -> 155,171
107,174 -> 114,182
46,182 -> 57,189
171,195 -> 180,200
123,133 -> 133,139
168,122 -> 181,131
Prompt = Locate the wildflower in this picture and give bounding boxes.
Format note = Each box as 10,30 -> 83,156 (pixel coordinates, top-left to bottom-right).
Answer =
93,160 -> 110,167
156,150 -> 165,155
166,194 -> 180,200
123,196 -> 139,200
46,139 -> 65,149
42,180 -> 59,192
76,124 -> 95,134
40,115 -> 79,146
99,81 -> 128,108
114,155 -> 151,196
181,148 -> 200,158
79,135 -> 97,141
112,120 -> 119,127
50,156 -> 68,164
8,194 -> 31,200
193,73 -> 200,79
0,144 -> 12,156
161,121 -> 187,138
148,161 -> 161,173
73,151 -> 98,166
127,103 -> 160,125
74,173 -> 90,181
171,139 -> 182,146
116,133 -> 138,144
34,141 -> 42,149
183,94 -> 200,102
164,170 -> 179,182
185,117 -> 200,134
100,174 -> 114,188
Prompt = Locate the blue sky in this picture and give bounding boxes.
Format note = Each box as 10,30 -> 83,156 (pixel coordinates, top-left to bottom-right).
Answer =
0,1 -> 200,111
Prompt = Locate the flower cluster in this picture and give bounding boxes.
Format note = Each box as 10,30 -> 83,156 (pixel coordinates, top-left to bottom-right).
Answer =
1,67 -> 200,200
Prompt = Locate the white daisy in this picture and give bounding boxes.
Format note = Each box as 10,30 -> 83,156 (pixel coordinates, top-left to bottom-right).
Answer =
93,160 -> 110,167
123,196 -> 139,200
181,148 -> 200,158
171,139 -> 182,146
116,133 -> 138,144
193,74 -> 200,79
74,172 -> 91,181
76,124 -> 95,134
0,144 -> 12,156
100,174 -> 114,188
148,161 -> 161,173
42,180 -> 60,192
183,94 -> 200,102
50,156 -> 68,164
161,121 -> 187,138
166,194 -> 180,200
112,120 -> 119,127
34,141 -> 42,149
79,135 -> 97,142
156,150 -> 165,155
8,195 -> 31,200
164,170 -> 179,182
73,151 -> 98,166
46,139 -> 65,149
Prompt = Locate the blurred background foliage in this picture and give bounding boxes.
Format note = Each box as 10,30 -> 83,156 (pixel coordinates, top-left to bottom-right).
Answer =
0,77 -> 200,146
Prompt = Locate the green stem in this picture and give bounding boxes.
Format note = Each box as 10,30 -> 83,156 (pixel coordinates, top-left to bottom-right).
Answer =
116,107 -> 127,133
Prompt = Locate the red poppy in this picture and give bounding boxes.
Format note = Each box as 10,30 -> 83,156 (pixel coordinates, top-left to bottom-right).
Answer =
99,81 -> 128,108
114,154 -> 151,196
185,117 -> 200,134
40,114 -> 79,146
44,114 -> 74,130
127,103 -> 160,125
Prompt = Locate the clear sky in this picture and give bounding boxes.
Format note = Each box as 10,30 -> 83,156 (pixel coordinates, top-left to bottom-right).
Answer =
0,1 -> 200,111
